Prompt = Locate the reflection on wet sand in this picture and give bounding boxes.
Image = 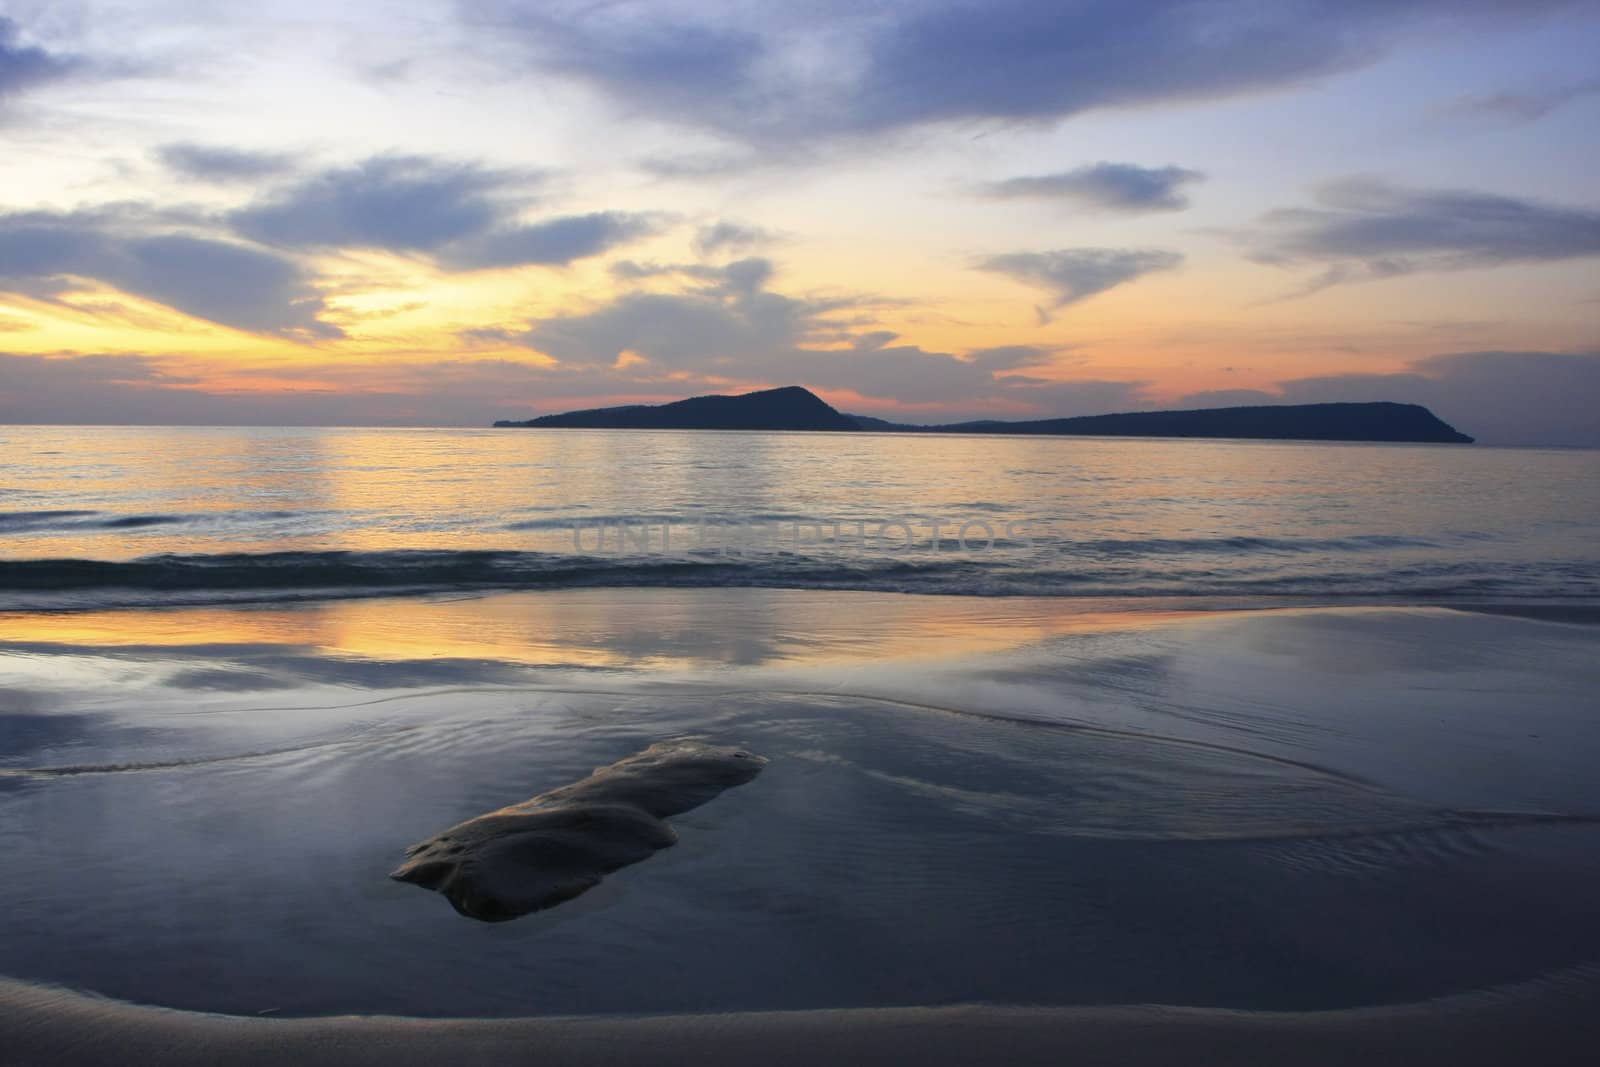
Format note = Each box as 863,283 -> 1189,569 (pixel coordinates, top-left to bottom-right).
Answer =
0,588 -> 1200,679
1,591 -> 1599,1032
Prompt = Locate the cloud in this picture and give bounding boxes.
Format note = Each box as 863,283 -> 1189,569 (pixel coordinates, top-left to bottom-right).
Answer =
1168,388 -> 1282,409
230,156 -> 516,252
636,152 -> 762,180
1174,351 -> 1600,447
975,248 -> 1182,310
693,221 -> 776,258
1435,79 -> 1600,123
1281,351 -> 1600,448
0,209 -> 338,339
0,350 -> 611,425
1249,178 -> 1600,291
0,16 -> 78,105
977,162 -> 1204,213
0,151 -> 669,340
497,255 -> 1140,409
442,211 -> 667,269
470,0 -> 1576,143
0,343 -> 1143,426
473,4 -> 767,130
0,350 -> 181,389
522,258 -> 828,370
229,155 -> 659,269
157,143 -> 297,182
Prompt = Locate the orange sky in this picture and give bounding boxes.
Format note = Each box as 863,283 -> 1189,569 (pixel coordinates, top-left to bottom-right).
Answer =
0,2 -> 1596,440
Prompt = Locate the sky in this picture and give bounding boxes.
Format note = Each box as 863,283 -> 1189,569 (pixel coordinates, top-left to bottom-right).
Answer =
0,0 -> 1597,444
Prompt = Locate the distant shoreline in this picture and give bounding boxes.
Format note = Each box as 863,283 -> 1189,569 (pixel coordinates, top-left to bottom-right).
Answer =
494,386 -> 1474,443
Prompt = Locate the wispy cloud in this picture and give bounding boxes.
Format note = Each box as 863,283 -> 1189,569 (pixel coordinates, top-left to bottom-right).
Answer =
1177,350 -> 1600,447
0,209 -> 338,339
0,16 -> 79,107
977,163 -> 1205,213
975,248 -> 1183,312
441,211 -> 670,269
1248,178 -> 1600,291
693,220 -> 777,259
228,155 -> 662,269
1435,79 -> 1600,123
157,143 -> 298,182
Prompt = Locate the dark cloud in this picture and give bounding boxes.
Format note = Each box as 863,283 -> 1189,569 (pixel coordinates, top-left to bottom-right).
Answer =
230,156 -> 515,252
1436,79 -> 1600,123
474,4 -> 766,128
471,1 -> 1576,142
0,210 -> 338,339
1250,179 -> 1600,291
442,212 -> 667,269
228,155 -> 658,269
977,162 -> 1204,213
850,0 -> 1353,132
157,143 -> 297,182
1173,351 -> 1600,447
975,248 -> 1182,311
0,16 -> 78,105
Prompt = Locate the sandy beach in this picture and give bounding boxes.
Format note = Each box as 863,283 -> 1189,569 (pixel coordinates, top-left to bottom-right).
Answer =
2,589 -> 1598,1060
5,966 -> 1599,1067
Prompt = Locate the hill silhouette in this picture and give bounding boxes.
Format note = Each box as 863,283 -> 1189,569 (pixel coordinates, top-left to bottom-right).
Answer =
895,401 -> 1474,443
495,387 -> 1473,443
494,386 -> 858,431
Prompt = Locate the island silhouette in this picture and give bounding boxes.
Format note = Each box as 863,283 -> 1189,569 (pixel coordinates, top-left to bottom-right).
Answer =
494,385 -> 1474,443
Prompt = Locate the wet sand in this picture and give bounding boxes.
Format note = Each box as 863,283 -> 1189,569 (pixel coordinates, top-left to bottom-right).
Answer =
5,966 -> 1599,1067
2,590 -> 1598,1060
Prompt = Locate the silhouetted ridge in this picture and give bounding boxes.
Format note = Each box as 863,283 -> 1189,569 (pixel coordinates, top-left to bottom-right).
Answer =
496,389 -> 1471,442
933,402 -> 1472,443
494,386 -> 858,431
847,402 -> 1470,443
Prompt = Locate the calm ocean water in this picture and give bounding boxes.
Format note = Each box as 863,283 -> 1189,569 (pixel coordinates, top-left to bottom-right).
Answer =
1,425 -> 1597,609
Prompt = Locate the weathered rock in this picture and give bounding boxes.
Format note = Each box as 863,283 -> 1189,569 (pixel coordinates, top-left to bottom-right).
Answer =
391,739 -> 766,921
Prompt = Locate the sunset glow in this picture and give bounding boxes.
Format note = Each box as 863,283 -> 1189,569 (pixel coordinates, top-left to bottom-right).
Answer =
1,1 -> 1597,442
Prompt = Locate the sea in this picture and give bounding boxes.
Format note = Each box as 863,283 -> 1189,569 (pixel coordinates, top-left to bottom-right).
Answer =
1,425 -> 1597,609
3,426 -> 1600,1027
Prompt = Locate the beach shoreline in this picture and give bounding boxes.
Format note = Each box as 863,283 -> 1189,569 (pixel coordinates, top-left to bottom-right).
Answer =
5,964 -> 1599,1067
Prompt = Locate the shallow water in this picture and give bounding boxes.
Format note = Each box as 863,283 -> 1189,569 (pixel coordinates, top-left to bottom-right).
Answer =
1,426 -> 1596,608
2,591 -> 1597,1017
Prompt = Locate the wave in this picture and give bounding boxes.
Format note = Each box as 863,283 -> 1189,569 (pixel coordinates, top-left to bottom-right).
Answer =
1062,533 -> 1443,555
0,510 -> 101,531
0,509 -> 313,533
0,548 -> 1595,611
